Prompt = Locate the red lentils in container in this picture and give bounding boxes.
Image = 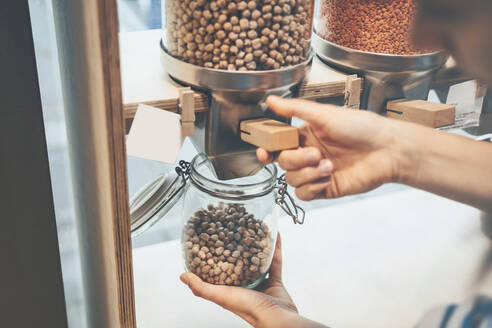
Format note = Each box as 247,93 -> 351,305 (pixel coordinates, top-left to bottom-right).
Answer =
316,0 -> 429,55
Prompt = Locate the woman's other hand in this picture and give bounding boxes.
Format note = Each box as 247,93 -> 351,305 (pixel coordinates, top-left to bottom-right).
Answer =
180,234 -> 327,328
257,96 -> 410,201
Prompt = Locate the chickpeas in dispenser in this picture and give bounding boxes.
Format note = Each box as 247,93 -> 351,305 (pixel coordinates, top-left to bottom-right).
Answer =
315,0 -> 428,55
163,0 -> 315,70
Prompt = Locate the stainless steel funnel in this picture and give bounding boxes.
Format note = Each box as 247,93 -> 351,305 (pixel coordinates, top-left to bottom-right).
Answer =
160,41 -> 313,180
312,33 -> 449,114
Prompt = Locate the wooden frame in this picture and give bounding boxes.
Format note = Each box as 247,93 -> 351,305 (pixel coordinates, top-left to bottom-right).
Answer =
52,0 -> 135,327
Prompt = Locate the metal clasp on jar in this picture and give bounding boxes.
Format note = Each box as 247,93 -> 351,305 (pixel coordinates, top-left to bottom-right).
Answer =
275,174 -> 306,224
175,160 -> 191,180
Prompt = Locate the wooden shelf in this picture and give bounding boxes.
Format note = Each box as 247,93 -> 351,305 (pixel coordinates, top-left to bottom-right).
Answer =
120,29 -> 351,120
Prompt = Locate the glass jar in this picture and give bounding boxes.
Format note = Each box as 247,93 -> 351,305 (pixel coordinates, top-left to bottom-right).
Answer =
162,0 -> 315,71
181,153 -> 280,288
130,153 -> 305,288
315,0 -> 431,55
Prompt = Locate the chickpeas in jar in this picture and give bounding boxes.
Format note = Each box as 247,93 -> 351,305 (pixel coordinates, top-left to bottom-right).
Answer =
315,0 -> 431,55
180,154 -> 282,288
182,203 -> 275,287
163,0 -> 315,71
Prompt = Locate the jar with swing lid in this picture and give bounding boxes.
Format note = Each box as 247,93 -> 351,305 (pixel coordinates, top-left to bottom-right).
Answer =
130,153 -> 305,288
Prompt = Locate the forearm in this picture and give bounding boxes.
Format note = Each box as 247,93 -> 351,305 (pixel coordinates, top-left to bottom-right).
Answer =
264,310 -> 329,328
392,120 -> 492,212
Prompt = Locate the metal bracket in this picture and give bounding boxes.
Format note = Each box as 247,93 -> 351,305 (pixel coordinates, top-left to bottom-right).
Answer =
344,75 -> 362,109
178,87 -> 195,137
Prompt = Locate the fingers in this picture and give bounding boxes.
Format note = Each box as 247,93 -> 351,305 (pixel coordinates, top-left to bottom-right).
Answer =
256,148 -> 274,164
266,96 -> 335,127
277,147 -> 322,170
180,273 -> 255,314
268,233 -> 283,282
294,179 -> 331,201
257,147 -> 322,170
284,159 -> 333,187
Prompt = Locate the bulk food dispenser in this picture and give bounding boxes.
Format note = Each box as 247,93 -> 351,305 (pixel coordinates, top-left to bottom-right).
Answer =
161,0 -> 315,180
312,0 -> 468,117
129,0 -> 317,288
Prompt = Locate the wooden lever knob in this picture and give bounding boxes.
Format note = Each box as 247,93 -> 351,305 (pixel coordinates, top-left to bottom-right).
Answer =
387,99 -> 455,128
240,118 -> 299,152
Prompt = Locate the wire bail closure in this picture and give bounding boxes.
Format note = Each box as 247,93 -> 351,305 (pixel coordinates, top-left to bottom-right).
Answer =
175,160 -> 191,182
173,160 -> 192,198
275,174 -> 306,224
177,162 -> 305,224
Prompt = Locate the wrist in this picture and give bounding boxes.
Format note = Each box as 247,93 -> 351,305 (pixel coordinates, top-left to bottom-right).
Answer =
261,310 -> 328,328
257,307 -> 294,328
280,312 -> 329,328
385,118 -> 425,185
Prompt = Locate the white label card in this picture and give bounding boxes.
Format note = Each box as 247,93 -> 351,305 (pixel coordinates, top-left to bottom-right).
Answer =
440,80 -> 484,130
126,104 -> 183,164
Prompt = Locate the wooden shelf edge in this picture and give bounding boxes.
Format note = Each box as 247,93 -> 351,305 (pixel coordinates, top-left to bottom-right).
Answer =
123,80 -> 348,120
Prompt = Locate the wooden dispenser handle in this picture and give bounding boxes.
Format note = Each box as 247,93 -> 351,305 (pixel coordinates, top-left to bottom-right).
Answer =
240,118 -> 299,152
179,87 -> 195,137
386,99 -> 456,128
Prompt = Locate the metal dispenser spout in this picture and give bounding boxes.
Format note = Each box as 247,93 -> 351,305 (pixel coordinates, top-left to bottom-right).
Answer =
161,42 -> 312,180
193,89 -> 296,180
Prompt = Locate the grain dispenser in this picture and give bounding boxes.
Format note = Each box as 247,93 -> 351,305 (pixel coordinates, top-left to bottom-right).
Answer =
312,0 -> 458,115
160,0 -> 315,180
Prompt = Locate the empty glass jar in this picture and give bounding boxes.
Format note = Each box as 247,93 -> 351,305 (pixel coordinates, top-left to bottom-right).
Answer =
162,0 -> 315,70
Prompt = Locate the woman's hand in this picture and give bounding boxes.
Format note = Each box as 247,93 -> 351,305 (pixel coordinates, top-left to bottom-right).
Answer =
257,96 -> 411,201
180,234 -> 327,328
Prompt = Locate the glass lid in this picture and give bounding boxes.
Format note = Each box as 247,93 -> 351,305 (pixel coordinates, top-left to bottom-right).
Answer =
129,169 -> 186,237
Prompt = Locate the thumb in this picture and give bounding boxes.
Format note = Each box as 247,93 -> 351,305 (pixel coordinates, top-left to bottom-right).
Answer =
268,233 -> 283,282
266,96 -> 336,127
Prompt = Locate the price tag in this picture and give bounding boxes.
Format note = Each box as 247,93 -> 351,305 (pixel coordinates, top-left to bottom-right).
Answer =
126,104 -> 183,164
440,80 -> 485,130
